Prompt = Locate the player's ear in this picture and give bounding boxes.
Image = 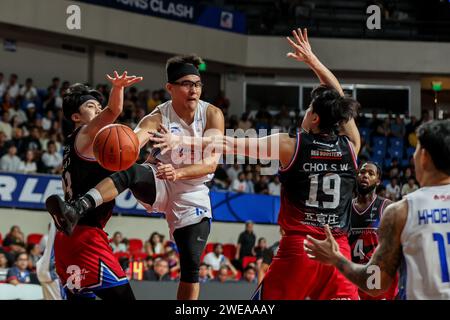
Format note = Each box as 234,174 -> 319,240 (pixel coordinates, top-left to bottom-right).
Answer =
71,112 -> 81,123
421,148 -> 433,171
165,83 -> 172,94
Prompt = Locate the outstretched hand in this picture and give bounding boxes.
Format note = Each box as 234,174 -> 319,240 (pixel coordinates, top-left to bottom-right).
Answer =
106,71 -> 143,88
148,124 -> 181,155
303,225 -> 342,266
286,28 -> 316,64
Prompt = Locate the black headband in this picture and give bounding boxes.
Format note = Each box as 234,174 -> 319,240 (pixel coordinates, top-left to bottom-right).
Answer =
78,94 -> 99,107
167,63 -> 200,83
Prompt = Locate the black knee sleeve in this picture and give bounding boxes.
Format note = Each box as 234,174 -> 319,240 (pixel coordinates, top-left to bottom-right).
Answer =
110,164 -> 156,205
173,218 -> 211,283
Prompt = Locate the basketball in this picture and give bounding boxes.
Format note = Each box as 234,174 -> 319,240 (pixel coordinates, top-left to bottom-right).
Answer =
93,124 -> 139,171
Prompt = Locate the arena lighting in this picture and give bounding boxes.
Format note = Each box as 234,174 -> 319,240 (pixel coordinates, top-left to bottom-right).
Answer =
198,61 -> 207,72
432,81 -> 443,92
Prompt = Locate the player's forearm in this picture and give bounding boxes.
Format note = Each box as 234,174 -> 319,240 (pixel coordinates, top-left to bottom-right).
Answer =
333,255 -> 386,296
175,163 -> 217,180
106,85 -> 125,116
307,56 -> 344,96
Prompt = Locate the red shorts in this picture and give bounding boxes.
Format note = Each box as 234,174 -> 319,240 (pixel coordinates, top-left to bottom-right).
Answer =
252,233 -> 359,300
358,273 -> 399,300
54,225 -> 128,295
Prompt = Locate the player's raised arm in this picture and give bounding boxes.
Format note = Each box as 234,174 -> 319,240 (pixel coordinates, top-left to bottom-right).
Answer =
77,71 -> 143,156
304,200 -> 407,296
286,28 -> 360,154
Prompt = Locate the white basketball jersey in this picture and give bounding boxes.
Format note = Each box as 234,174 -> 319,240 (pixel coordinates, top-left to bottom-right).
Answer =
150,100 -> 213,236
399,184 -> 450,299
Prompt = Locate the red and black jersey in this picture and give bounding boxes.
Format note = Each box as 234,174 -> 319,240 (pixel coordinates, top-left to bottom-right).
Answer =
349,196 -> 390,264
61,126 -> 115,229
278,129 -> 358,236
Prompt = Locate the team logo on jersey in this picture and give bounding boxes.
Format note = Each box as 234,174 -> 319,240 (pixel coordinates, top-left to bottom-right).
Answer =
433,194 -> 450,201
169,124 -> 182,134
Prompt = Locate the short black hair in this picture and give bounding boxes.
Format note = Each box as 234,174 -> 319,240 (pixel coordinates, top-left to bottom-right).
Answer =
15,252 -> 28,262
310,85 -> 359,133
166,54 -> 203,82
62,83 -> 103,124
360,161 -> 382,179
417,120 -> 450,175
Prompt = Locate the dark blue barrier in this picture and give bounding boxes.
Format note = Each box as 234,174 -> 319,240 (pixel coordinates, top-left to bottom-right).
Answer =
0,172 -> 279,224
77,0 -> 246,34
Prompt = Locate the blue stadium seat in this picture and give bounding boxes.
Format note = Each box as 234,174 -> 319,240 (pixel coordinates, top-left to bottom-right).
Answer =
373,137 -> 387,149
401,158 -> 410,167
388,147 -> 403,159
359,127 -> 370,142
370,155 -> 384,167
382,179 -> 390,187
372,146 -> 386,158
389,137 -> 404,149
384,158 -> 393,168
406,147 -> 415,158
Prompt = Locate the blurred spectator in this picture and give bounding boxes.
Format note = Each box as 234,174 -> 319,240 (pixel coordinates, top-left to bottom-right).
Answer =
144,232 -> 165,256
235,221 -> 256,266
144,256 -> 154,272
254,237 -> 271,263
7,252 -> 31,285
41,140 -> 63,174
147,90 -> 161,113
401,167 -> 414,185
226,163 -> 241,183
254,175 -> 269,194
401,177 -> 419,196
0,72 -> 6,97
203,243 -> 226,271
0,131 -> 8,157
238,112 -> 253,131
405,116 -> 419,139
166,248 -> 180,276
25,102 -> 39,123
245,172 -> 255,194
26,243 -> 42,271
18,149 -> 38,174
21,126 -> 42,155
0,110 -> 13,139
143,258 -> 171,281
110,231 -> 128,253
212,164 -> 229,190
19,78 -> 38,102
231,172 -> 247,193
386,177 -> 401,201
3,226 -> 26,254
387,158 -> 401,178
0,252 -> 9,283
39,223 -> 50,254
390,115 -> 405,138
198,263 -> 213,283
1,92 -> 13,113
268,175 -> 281,196
214,264 -> 238,283
240,265 -> 257,284
41,110 -> 54,131
214,91 -> 230,116
278,105 -> 292,131
9,103 -> 28,125
7,74 -> 19,100
0,145 -> 21,172
49,77 -> 60,95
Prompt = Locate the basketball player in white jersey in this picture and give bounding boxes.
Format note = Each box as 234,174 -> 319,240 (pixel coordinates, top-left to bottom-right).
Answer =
36,221 -> 66,300
46,54 -> 224,300
303,120 -> 450,299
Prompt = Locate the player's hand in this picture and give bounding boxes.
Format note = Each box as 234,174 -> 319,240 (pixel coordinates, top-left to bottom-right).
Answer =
106,71 -> 143,88
286,28 -> 316,64
156,162 -> 178,181
148,124 -> 181,155
303,225 -> 342,265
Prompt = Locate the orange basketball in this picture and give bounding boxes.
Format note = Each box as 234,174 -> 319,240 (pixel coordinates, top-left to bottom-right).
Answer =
93,124 -> 139,171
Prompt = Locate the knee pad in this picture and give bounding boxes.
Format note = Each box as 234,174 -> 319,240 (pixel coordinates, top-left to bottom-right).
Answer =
110,164 -> 140,194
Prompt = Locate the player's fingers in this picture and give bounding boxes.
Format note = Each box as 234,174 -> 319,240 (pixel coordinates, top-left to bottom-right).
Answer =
122,70 -> 128,79
113,71 -> 119,79
304,28 -> 309,43
106,74 -> 113,81
159,124 -> 169,134
292,29 -> 302,45
286,37 -> 300,51
306,253 -> 316,260
324,224 -> 333,240
297,28 -> 305,43
305,234 -> 321,246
